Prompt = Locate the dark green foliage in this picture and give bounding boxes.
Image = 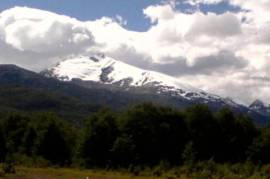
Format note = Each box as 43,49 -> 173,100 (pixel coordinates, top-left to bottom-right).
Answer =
2,154 -> 16,174
0,102 -> 268,169
185,105 -> 220,160
35,114 -> 72,165
22,125 -> 37,156
215,108 -> 258,162
1,114 -> 30,153
78,109 -> 118,167
0,112 -> 75,166
248,127 -> 270,163
111,135 -> 135,166
0,126 -> 7,162
2,161 -> 15,174
0,86 -> 99,124
182,141 -> 197,166
114,103 -> 188,166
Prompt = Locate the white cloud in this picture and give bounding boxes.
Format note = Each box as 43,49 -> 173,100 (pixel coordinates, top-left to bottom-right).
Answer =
143,4 -> 175,23
115,15 -> 127,26
0,2 -> 270,105
0,7 -> 96,69
186,12 -> 241,38
185,0 -> 224,5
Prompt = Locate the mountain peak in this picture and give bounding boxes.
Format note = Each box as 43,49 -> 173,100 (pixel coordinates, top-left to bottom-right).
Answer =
249,99 -> 270,117
249,99 -> 266,108
39,54 -> 270,124
43,54 -> 248,108
44,54 -> 198,90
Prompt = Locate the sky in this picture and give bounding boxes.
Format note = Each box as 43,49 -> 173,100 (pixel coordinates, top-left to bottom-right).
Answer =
0,0 -> 155,31
0,0 -> 270,105
0,0 -> 238,31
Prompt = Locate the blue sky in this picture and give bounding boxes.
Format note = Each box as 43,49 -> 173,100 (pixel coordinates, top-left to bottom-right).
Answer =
0,0 -> 237,31
0,0 -> 158,31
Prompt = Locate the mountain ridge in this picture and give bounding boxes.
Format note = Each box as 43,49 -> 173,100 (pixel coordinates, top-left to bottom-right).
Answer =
0,64 -> 206,121
42,54 -> 270,125
43,54 -> 241,106
249,99 -> 270,117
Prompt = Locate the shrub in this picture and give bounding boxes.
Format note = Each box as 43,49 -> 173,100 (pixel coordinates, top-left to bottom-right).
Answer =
2,157 -> 15,174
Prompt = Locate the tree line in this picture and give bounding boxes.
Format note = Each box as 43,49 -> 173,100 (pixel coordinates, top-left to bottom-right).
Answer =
0,103 -> 269,168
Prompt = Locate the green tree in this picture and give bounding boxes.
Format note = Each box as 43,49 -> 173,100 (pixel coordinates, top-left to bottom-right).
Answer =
216,108 -> 257,162
185,105 -> 220,160
2,113 -> 29,153
78,109 -> 118,167
115,103 -> 188,165
248,127 -> 270,163
35,114 -> 72,165
22,125 -> 37,156
111,135 -> 135,166
182,141 -> 197,166
0,126 -> 7,162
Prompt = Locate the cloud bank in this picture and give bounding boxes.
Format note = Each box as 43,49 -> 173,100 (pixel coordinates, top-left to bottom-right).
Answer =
0,1 -> 269,105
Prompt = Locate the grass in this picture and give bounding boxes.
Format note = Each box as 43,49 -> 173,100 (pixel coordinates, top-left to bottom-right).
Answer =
0,163 -> 269,179
1,166 -> 164,179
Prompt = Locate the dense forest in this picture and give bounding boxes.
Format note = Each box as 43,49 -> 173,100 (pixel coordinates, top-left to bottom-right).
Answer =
1,103 -> 270,177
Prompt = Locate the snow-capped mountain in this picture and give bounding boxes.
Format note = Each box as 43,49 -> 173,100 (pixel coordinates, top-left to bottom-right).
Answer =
43,54 -> 239,105
42,54 -> 270,125
249,100 -> 270,117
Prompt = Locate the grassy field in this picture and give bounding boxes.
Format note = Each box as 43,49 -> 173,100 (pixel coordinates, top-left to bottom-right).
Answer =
1,167 -> 163,179
0,165 -> 269,179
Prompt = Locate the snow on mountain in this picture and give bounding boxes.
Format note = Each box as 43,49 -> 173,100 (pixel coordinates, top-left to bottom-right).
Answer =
43,54 -> 244,108
250,100 -> 266,110
249,100 -> 270,116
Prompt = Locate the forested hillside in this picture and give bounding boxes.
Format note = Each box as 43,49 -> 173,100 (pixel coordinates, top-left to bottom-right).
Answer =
0,103 -> 269,167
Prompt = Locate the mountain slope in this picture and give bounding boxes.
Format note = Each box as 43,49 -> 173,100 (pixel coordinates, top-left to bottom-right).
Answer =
0,64 -> 197,123
0,63 -> 268,125
249,100 -> 270,117
0,64 -> 137,107
43,55 -> 237,104
43,54 -> 270,125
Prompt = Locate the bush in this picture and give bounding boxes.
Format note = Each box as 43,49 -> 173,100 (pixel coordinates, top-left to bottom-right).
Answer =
261,164 -> 270,178
2,156 -> 16,174
9,153 -> 34,167
128,165 -> 142,176
2,163 -> 15,174
152,160 -> 170,177
242,160 -> 257,177
182,141 -> 197,173
193,170 -> 213,179
32,156 -> 51,168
